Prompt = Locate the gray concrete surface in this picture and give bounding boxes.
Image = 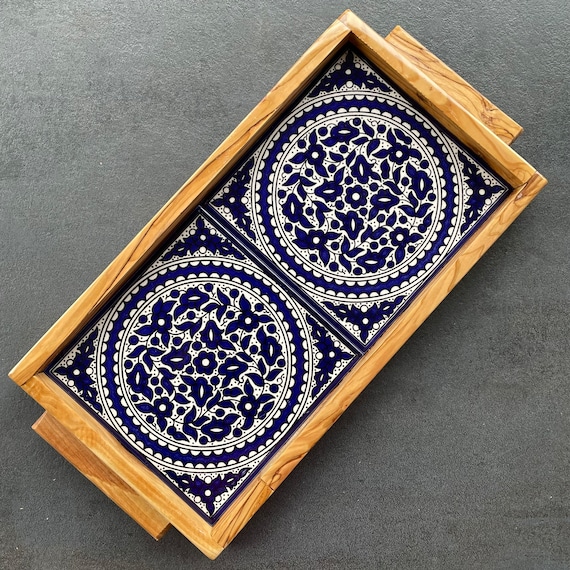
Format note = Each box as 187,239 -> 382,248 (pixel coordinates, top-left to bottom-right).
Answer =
1,1 -> 569,568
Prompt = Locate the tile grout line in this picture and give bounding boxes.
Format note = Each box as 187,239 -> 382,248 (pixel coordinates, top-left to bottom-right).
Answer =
199,206 -> 365,355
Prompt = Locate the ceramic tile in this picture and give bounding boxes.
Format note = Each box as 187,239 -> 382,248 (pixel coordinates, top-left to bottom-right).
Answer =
46,213 -> 356,522
45,46 -> 512,526
209,49 -> 510,346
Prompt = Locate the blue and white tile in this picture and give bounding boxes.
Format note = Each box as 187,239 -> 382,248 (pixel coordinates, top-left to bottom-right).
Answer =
209,49 -> 509,346
48,214 -> 355,521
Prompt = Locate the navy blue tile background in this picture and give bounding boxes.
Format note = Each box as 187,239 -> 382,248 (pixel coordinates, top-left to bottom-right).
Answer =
1,2 -> 568,568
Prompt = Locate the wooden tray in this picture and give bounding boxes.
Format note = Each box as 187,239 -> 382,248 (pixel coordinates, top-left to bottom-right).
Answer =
9,11 -> 546,559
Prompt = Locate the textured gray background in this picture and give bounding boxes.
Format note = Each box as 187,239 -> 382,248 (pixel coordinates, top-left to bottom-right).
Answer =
1,1 -> 569,569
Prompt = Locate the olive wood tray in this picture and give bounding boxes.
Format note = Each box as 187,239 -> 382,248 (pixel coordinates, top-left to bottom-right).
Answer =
10,10 -> 546,559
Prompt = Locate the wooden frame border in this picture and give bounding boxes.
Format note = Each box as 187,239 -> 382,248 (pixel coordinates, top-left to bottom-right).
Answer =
10,11 -> 546,559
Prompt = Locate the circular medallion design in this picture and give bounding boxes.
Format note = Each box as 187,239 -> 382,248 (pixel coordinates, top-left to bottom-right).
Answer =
253,91 -> 462,299
98,256 -> 312,470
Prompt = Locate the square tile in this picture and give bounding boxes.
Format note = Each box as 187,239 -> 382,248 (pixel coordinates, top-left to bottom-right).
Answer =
47,213 -> 355,522
209,49 -> 510,347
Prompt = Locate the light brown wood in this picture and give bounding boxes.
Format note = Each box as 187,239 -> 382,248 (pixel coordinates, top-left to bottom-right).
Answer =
385,26 -> 523,145
23,374 -> 224,559
33,412 -> 171,540
339,11 -> 535,187
9,9 -> 546,559
211,478 -> 273,547
24,373 -> 283,557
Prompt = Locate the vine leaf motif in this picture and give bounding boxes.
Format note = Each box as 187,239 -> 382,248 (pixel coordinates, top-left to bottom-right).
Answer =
126,362 -> 153,400
459,152 -> 505,232
211,157 -> 256,239
165,468 -> 251,517
309,50 -> 391,97
53,329 -> 101,412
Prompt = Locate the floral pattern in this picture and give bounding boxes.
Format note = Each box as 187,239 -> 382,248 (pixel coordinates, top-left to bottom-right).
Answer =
120,278 -> 292,449
211,49 -> 509,346
52,330 -> 101,412
308,49 -> 391,98
164,468 -> 250,517
272,119 -> 441,279
48,214 -> 354,521
458,151 -> 507,232
47,45 -> 509,523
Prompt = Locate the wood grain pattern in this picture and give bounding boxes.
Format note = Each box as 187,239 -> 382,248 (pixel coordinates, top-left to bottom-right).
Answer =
211,478 -> 273,547
385,26 -> 522,145
23,373 -> 224,559
33,412 -> 171,540
9,9 -> 546,559
339,11 -> 535,187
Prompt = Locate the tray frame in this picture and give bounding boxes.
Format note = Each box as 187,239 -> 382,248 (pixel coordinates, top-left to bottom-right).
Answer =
10,10 -> 546,559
